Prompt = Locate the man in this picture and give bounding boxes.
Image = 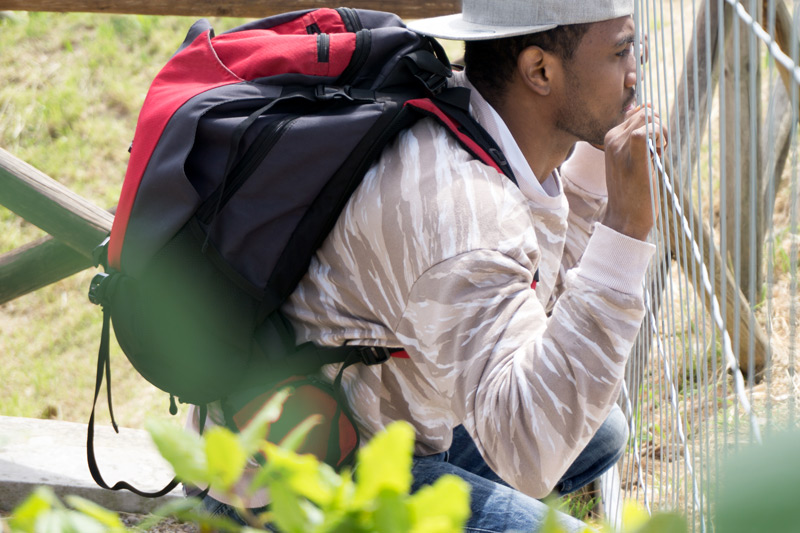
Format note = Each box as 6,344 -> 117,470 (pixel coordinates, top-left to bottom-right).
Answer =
204,0 -> 664,530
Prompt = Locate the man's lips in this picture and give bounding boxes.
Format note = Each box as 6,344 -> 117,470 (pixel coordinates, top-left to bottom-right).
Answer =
623,93 -> 637,113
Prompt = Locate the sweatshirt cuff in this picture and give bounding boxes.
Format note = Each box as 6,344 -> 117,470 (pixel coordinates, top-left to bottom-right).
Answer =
576,224 -> 656,296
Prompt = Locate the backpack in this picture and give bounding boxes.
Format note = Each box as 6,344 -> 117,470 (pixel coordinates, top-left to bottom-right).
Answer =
86,7 -> 515,497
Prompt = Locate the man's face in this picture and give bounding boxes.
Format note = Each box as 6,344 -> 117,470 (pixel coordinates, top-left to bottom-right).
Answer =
553,16 -> 638,146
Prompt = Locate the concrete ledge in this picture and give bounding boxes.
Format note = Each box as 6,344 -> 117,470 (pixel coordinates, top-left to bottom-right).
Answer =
0,416 -> 182,513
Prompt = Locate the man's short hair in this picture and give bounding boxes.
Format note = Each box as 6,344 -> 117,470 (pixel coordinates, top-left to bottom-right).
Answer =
464,23 -> 592,108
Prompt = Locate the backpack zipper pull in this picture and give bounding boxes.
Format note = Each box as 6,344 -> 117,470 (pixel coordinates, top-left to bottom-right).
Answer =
169,395 -> 178,415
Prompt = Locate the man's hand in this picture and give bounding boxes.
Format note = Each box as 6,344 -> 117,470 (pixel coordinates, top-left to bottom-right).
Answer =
601,105 -> 667,241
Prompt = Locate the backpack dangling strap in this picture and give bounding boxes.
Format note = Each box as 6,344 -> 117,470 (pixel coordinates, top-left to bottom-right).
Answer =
86,306 -> 180,498
326,349 -> 365,467
325,346 -> 392,467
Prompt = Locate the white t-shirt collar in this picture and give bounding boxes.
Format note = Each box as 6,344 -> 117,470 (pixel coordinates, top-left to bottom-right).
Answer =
454,71 -> 560,199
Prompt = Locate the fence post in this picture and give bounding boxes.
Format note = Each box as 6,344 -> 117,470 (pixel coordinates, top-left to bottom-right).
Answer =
660,0 -> 767,377
722,1 -> 764,301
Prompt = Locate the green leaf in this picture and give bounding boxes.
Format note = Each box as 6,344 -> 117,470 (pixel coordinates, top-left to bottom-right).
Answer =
146,418 -> 207,485
8,487 -> 61,532
354,421 -> 415,503
27,508 -> 108,533
137,496 -> 204,530
140,496 -> 244,533
408,474 -> 471,533
278,414 -> 323,453
58,511 -> 110,533
372,489 -> 410,533
269,481 -> 314,533
34,510 -> 73,533
256,442 -> 336,505
632,513 -> 687,533
538,503 -> 569,533
317,512 -> 365,533
205,426 -> 248,491
63,496 -> 126,530
238,388 -> 293,455
714,430 -> 800,533
324,467 -> 356,516
621,500 -> 650,532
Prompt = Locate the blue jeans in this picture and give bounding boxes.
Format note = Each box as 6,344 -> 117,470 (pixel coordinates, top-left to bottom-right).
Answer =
416,405 -> 628,532
201,405 -> 628,532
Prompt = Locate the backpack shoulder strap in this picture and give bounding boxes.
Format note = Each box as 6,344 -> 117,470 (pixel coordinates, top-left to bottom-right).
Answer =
404,87 -> 517,186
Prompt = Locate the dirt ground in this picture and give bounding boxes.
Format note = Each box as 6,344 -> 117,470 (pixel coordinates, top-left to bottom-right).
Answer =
119,513 -> 199,532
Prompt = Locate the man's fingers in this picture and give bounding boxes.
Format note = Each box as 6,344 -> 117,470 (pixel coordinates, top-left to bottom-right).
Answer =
622,105 -> 661,132
605,103 -> 667,156
645,115 -> 668,154
626,107 -> 667,150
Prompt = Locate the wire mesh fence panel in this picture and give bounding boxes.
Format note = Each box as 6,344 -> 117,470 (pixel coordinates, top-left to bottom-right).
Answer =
614,0 -> 800,530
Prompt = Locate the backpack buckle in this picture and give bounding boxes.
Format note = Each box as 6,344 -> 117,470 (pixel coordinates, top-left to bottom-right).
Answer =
359,346 -> 391,366
315,85 -> 353,101
403,50 -> 451,95
88,273 -> 111,306
417,72 -> 448,95
315,85 -> 376,102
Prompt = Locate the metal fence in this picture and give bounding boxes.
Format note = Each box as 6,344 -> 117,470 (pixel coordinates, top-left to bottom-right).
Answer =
610,0 -> 799,529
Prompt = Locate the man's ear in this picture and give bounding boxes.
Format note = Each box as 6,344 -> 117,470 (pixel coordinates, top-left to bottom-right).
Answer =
517,46 -> 556,96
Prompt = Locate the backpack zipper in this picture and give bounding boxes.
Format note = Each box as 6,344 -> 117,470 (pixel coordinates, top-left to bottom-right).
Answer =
337,29 -> 371,86
336,7 -> 363,32
198,114 -> 298,224
335,8 -> 369,86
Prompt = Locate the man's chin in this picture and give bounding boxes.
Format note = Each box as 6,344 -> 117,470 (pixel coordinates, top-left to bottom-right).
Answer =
580,130 -> 610,148
596,112 -> 629,142
560,118 -> 616,148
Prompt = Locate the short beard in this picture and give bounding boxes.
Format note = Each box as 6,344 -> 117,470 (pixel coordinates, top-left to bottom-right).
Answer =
555,107 -> 610,147
555,85 -> 621,146
555,67 -> 633,146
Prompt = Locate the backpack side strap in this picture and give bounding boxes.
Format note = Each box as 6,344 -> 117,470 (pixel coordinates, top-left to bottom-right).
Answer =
86,307 -> 180,498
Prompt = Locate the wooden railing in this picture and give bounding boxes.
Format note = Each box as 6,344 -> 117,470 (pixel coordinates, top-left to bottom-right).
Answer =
0,148 -> 113,303
0,0 -> 459,18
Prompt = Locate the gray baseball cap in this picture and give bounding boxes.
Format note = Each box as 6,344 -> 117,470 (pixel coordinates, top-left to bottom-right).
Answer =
407,0 -> 634,41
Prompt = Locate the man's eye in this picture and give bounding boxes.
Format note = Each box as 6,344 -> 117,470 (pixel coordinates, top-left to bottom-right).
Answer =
617,44 -> 633,57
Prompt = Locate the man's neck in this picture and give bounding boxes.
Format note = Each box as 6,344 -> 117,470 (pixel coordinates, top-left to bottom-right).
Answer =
495,91 -> 574,183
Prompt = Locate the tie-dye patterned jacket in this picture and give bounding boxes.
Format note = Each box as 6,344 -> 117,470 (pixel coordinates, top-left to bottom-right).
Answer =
281,73 -> 656,498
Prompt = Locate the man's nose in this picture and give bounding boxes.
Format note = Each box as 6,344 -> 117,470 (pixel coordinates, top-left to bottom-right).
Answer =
625,68 -> 637,89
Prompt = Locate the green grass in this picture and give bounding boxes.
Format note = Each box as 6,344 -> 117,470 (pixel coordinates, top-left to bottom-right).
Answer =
0,11 -> 246,427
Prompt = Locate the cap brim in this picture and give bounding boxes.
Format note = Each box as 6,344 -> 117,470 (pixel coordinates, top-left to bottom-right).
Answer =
407,13 -> 557,41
